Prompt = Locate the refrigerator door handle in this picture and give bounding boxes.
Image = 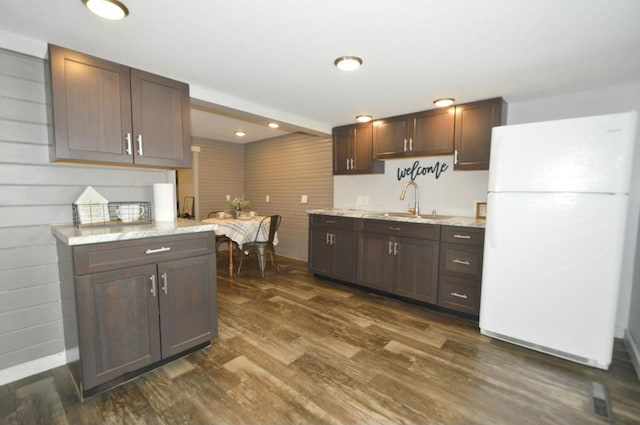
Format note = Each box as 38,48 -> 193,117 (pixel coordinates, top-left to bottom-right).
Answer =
489,195 -> 497,250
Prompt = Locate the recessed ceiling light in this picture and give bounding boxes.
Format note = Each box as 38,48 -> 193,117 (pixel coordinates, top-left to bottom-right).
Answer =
82,0 -> 129,20
268,122 -> 280,129
334,56 -> 363,72
234,130 -> 247,137
355,114 -> 373,123
433,97 -> 455,107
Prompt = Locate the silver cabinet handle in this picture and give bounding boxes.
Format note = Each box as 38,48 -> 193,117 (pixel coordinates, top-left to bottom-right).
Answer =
150,274 -> 157,297
331,234 -> 335,245
146,246 -> 171,254
409,138 -> 413,151
125,133 -> 132,155
393,242 -> 398,256
453,259 -> 471,266
326,232 -> 330,244
451,292 -> 468,299
454,149 -> 459,165
350,158 -> 355,170
403,138 -> 408,152
388,241 -> 393,255
453,234 -> 472,240
346,158 -> 350,170
388,226 -> 401,231
161,272 -> 168,295
137,134 -> 143,156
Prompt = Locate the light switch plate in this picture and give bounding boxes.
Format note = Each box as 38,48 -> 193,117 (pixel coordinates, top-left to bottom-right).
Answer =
266,195 -> 270,202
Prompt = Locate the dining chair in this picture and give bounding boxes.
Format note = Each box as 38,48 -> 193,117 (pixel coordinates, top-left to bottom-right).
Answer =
208,211 -> 236,254
237,215 -> 282,278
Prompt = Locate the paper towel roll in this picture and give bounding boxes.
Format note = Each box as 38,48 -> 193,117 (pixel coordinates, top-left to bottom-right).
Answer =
153,183 -> 176,222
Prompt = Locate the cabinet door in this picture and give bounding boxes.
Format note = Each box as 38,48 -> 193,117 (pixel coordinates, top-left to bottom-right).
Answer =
358,232 -> 394,292
49,45 -> 133,164
394,237 -> 439,303
411,108 -> 455,156
75,264 -> 160,389
332,126 -> 351,174
130,69 -> 192,169
454,98 -> 504,170
332,229 -> 358,283
374,115 -> 409,159
352,123 -> 374,173
309,225 -> 332,275
158,255 -> 216,357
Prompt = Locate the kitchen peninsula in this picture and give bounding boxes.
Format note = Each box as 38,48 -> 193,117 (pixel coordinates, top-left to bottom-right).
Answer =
308,209 -> 485,316
51,219 -> 218,398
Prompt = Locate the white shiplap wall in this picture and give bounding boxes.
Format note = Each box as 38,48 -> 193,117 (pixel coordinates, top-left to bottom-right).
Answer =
244,133 -> 333,261
0,47 -> 174,385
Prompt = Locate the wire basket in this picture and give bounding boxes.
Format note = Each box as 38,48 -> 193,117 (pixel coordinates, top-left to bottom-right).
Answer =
72,201 -> 152,227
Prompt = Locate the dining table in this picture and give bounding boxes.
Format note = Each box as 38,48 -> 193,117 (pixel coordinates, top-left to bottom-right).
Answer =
202,216 -> 278,276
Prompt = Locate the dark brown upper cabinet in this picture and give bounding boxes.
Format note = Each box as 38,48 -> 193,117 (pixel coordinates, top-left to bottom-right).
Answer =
374,107 -> 455,159
333,122 -> 384,175
49,45 -> 192,169
453,97 -> 506,171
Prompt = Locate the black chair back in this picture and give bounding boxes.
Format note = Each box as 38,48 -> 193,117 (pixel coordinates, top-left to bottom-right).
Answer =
254,215 -> 281,244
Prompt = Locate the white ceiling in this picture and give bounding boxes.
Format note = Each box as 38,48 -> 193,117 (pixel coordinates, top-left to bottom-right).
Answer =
1,0 -> 639,143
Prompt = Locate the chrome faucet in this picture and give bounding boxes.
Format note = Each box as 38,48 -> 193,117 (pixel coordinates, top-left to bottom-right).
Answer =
400,181 -> 419,216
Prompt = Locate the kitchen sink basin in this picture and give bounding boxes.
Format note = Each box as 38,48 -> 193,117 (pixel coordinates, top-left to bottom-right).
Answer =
382,212 -> 453,220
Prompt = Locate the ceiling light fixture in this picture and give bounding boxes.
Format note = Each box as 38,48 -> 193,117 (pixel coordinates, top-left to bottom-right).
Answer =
334,56 -> 363,72
83,0 -> 129,20
268,122 -> 280,129
433,97 -> 455,107
355,114 -> 373,123
234,130 -> 247,137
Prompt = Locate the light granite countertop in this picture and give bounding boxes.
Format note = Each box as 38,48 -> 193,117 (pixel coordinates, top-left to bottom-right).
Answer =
307,208 -> 486,228
51,219 -> 219,246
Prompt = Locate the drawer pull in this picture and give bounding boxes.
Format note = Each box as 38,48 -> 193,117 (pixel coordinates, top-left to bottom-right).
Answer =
388,226 -> 401,231
150,275 -> 157,297
325,220 -> 337,224
146,246 -> 171,254
453,259 -> 471,266
453,234 -> 472,240
451,291 -> 468,299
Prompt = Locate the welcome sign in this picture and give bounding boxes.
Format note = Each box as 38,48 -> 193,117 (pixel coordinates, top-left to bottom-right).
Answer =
397,160 -> 449,181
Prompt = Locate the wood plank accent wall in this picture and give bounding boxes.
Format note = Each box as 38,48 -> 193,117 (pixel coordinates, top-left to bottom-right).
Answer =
194,137 -> 245,218
243,133 -> 333,261
0,48 -> 173,384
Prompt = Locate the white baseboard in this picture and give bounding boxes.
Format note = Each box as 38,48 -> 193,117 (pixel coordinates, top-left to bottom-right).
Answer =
0,351 -> 67,386
624,330 -> 640,381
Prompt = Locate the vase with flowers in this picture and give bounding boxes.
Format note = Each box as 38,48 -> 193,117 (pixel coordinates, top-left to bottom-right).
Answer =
228,196 -> 250,218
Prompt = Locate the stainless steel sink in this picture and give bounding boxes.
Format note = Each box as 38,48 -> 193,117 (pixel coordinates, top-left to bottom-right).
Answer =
383,212 -> 453,220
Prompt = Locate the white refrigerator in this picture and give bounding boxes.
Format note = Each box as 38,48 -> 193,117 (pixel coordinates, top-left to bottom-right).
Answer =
479,111 -> 638,370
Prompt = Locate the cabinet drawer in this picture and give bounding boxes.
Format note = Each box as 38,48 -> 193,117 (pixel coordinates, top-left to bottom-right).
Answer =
73,232 -> 215,275
441,226 -> 484,245
310,214 -> 357,231
438,275 -> 481,315
440,243 -> 483,279
360,219 -> 439,240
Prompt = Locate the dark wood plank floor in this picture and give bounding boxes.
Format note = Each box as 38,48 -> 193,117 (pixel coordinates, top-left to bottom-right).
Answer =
2,251 -> 640,424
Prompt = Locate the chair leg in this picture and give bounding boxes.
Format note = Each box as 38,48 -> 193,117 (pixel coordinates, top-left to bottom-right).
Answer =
269,246 -> 280,272
237,245 -> 245,276
255,246 -> 267,278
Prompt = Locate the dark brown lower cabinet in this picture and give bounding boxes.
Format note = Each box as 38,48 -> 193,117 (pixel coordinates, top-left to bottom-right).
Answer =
438,226 -> 485,315
358,220 -> 439,303
61,232 -> 217,397
308,215 -> 358,283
